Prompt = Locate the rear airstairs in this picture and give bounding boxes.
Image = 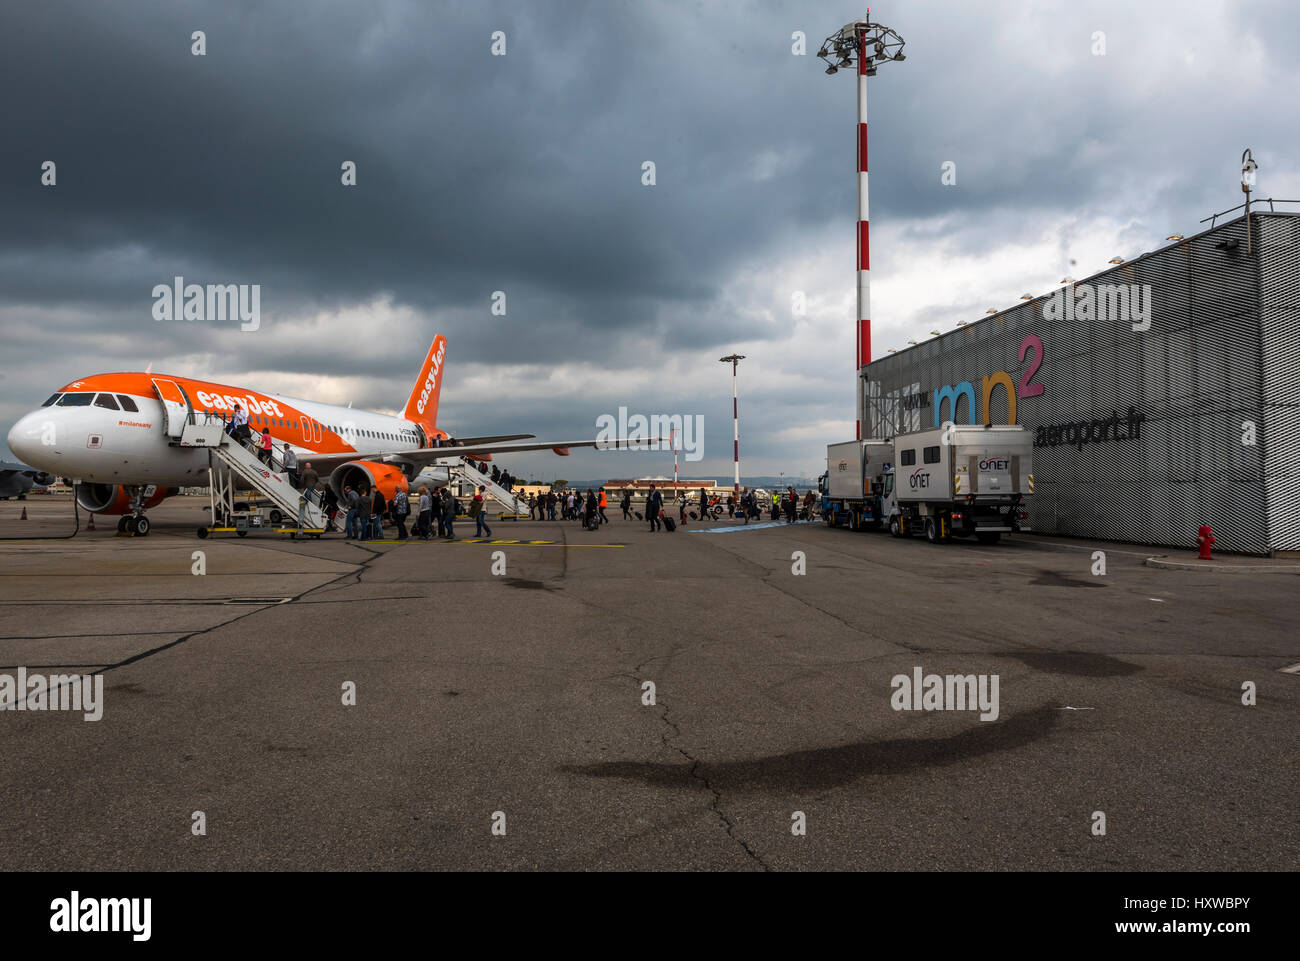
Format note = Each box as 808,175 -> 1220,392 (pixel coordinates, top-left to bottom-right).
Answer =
175,412 -> 329,538
449,456 -> 528,518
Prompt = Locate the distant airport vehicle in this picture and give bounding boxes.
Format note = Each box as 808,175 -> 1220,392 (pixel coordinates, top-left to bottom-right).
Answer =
0,462 -> 55,500
820,425 -> 1034,544
820,439 -> 893,530
6,335 -> 643,535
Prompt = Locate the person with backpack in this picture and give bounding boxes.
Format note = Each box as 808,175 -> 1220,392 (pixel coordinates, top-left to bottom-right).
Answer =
391,487 -> 410,540
472,485 -> 492,538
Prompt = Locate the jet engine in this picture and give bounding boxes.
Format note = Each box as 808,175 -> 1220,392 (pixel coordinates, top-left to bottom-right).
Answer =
75,483 -> 175,514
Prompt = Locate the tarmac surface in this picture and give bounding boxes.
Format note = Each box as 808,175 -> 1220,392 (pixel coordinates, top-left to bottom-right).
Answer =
1,494 -> 1297,871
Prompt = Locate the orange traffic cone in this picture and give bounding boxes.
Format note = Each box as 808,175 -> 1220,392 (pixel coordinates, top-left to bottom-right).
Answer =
20,506 -> 27,520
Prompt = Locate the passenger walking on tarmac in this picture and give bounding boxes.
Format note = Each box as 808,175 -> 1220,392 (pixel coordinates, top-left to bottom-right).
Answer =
282,443 -> 299,488
391,487 -> 410,540
356,485 -> 371,541
440,487 -> 456,539
431,486 -> 445,537
598,488 -> 609,525
416,485 -> 432,540
548,491 -> 558,520
678,493 -> 687,524
528,493 -> 537,520
297,462 -> 320,531
371,487 -> 386,539
258,428 -> 273,465
785,486 -> 797,523
727,494 -> 735,518
621,490 -> 632,520
699,487 -> 711,521
584,489 -> 597,527
472,485 -> 492,538
344,484 -> 361,538
646,483 -> 663,532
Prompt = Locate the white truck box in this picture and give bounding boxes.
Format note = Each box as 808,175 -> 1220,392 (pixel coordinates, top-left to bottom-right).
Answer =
826,440 -> 894,500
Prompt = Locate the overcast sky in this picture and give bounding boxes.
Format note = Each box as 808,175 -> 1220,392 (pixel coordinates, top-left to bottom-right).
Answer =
3,0 -> 1297,482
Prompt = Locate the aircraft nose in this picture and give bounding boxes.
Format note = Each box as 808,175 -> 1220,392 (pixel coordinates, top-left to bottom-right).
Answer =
7,410 -> 51,465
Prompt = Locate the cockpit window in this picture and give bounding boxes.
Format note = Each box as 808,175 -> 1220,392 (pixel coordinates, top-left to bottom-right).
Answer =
117,395 -> 139,412
56,392 -> 94,407
94,393 -> 121,410
42,393 -> 61,407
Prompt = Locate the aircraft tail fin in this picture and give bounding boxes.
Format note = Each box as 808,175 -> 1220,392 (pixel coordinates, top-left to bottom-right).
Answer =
404,335 -> 447,432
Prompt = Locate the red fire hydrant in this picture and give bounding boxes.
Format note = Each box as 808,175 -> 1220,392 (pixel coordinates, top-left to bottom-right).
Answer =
1197,524 -> 1216,559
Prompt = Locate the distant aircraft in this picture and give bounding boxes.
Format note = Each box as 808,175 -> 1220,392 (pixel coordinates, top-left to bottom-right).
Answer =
0,462 -> 55,500
7,335 -> 640,532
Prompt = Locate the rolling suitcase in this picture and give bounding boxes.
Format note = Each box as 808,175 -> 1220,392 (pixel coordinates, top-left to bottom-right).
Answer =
663,516 -> 676,532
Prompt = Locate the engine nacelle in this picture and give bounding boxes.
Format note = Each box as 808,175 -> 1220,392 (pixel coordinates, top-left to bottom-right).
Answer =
76,483 -> 175,515
329,461 -> 410,502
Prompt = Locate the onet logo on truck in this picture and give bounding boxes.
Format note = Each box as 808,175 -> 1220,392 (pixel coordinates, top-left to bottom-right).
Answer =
979,458 -> 1010,471
909,469 -> 931,490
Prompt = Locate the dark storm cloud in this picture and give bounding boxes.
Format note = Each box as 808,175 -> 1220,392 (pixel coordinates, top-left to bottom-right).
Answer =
2,0 -> 1298,474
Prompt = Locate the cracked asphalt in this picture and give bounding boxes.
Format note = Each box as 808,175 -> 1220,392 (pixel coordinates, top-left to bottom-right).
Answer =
1,496 -> 1296,870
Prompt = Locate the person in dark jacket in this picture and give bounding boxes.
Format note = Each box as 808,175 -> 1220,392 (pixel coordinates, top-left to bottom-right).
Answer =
440,487 -> 456,539
646,483 -> 663,532
371,488 -> 386,539
699,487 -> 711,521
621,490 -> 632,520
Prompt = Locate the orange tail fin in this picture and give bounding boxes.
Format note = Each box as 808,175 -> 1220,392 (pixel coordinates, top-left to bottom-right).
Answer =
405,335 -> 447,432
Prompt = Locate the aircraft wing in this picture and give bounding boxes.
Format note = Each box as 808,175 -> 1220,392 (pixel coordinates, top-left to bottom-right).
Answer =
303,437 -> 660,476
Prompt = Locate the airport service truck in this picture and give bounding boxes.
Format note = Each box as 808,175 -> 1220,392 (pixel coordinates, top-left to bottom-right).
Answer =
820,425 -> 1034,544
819,439 -> 894,530
882,424 -> 1034,544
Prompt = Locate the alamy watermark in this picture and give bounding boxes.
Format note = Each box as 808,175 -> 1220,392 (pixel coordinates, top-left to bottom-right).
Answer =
891,666 -> 999,721
152,276 -> 260,331
0,668 -> 103,721
595,407 -> 703,461
1043,282 -> 1152,331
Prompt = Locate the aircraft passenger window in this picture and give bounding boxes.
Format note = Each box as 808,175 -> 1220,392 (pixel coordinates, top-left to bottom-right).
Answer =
42,394 -> 61,406
116,395 -> 139,412
900,449 -> 916,466
57,393 -> 94,407
94,393 -> 120,410
923,446 -> 941,464
293,421 -> 298,428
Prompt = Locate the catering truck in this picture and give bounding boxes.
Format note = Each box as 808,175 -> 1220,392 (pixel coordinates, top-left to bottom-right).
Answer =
819,439 -> 894,530
881,424 -> 1034,544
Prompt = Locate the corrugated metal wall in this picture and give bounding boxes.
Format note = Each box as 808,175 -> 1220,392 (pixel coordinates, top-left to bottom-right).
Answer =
863,213 -> 1299,554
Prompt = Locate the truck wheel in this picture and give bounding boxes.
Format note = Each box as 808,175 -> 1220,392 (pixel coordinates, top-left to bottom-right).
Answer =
888,515 -> 902,537
268,509 -> 283,526
976,532 -> 1001,545
925,517 -> 941,544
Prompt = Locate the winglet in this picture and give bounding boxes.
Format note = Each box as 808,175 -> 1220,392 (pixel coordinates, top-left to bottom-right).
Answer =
404,335 -> 447,432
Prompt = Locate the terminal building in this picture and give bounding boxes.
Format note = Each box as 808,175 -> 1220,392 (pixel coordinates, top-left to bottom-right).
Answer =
861,211 -> 1300,555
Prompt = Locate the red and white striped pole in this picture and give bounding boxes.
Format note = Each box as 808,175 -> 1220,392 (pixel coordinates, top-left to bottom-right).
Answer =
856,18 -> 871,441
720,353 -> 744,491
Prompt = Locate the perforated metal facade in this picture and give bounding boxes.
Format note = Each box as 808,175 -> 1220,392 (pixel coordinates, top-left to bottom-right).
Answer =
861,212 -> 1300,554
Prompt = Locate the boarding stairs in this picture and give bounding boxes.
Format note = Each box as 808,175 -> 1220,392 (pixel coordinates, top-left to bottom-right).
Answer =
449,456 -> 527,518
175,412 -> 329,533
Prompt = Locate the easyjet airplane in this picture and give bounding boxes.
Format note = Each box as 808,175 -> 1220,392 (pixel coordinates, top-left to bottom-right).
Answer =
6,335 -> 624,533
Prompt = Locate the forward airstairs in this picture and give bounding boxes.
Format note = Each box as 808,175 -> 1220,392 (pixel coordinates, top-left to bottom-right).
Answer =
175,412 -> 328,537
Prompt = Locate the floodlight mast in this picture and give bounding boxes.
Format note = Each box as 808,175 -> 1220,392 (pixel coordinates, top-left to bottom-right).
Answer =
818,11 -> 906,440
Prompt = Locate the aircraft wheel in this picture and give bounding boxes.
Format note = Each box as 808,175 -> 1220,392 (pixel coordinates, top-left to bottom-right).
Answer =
117,516 -> 129,532
197,527 -> 209,539
134,516 -> 150,536
236,529 -> 248,538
